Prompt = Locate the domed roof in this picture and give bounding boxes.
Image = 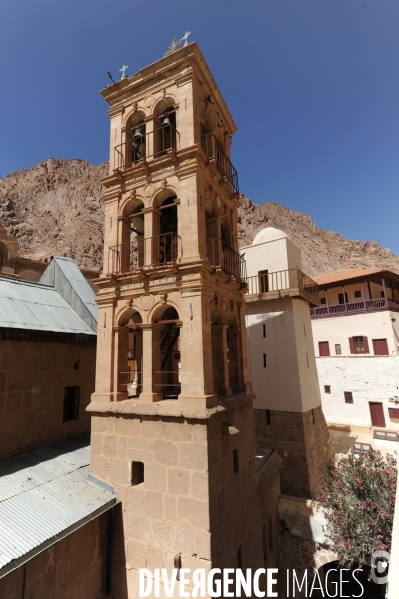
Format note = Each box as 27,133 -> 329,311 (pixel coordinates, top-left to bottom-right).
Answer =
252,227 -> 290,245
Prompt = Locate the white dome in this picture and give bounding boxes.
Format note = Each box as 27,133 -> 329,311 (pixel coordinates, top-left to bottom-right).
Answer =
252,227 -> 290,245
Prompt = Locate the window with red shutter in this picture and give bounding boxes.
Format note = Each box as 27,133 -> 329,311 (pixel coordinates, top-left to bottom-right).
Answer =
372,339 -> 389,355
349,337 -> 355,354
318,341 -> 330,357
388,407 -> 399,419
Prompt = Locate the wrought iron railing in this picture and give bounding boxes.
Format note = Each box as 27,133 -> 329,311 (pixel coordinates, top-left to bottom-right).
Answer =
201,133 -> 239,193
246,268 -> 318,303
310,296 -> 399,318
207,238 -> 246,282
108,232 -> 180,274
114,125 -> 180,170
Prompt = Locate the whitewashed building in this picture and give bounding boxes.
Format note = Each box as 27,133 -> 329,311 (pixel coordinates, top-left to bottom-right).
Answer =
311,268 -> 399,431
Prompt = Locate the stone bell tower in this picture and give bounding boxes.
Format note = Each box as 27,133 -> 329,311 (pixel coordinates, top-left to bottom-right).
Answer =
88,42 -> 267,598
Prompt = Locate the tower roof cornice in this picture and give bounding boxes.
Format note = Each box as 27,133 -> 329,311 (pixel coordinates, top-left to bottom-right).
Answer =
99,42 -> 237,134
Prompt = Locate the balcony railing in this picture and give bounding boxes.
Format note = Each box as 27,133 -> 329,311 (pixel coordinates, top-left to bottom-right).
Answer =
201,133 -> 239,193
114,125 -> 180,171
207,238 -> 246,282
310,296 -> 399,318
246,268 -> 318,304
108,232 -> 180,274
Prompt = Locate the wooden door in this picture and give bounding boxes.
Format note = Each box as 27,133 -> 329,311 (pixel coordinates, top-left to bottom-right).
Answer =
369,402 -> 386,428
372,338 -> 389,356
318,341 -> 330,357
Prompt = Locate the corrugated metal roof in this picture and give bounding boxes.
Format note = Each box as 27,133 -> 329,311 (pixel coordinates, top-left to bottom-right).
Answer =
39,257 -> 98,331
0,437 -> 116,574
0,276 -> 96,335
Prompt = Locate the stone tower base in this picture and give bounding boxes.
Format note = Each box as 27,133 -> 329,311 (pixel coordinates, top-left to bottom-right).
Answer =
254,405 -> 335,498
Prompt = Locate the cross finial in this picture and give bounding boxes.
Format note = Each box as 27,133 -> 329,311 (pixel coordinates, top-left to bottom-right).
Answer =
119,65 -> 128,79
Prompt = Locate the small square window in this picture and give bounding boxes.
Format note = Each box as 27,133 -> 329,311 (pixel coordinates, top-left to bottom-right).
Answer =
233,449 -> 239,474
320,297 -> 326,305
335,344 -> 341,355
131,461 -> 144,486
63,386 -> 80,421
354,290 -> 361,299
324,385 -> 331,394
344,392 -> 353,404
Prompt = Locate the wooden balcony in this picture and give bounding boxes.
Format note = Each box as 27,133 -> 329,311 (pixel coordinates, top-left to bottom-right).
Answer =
310,296 -> 399,319
245,268 -> 319,305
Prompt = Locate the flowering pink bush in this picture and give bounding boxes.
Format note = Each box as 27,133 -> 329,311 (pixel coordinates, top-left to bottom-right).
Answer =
317,450 -> 397,566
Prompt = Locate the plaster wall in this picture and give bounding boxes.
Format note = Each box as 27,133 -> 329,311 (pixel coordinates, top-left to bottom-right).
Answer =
241,236 -> 302,279
312,310 -> 399,356
247,296 -> 320,412
316,355 -> 399,428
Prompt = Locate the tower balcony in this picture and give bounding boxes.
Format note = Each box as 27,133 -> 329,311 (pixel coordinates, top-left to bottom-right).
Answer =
207,238 -> 246,282
113,125 -> 180,172
108,232 -> 180,275
245,268 -> 319,305
201,133 -> 239,193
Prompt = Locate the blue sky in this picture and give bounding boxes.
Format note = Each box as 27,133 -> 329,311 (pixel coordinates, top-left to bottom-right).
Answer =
1,0 -> 398,254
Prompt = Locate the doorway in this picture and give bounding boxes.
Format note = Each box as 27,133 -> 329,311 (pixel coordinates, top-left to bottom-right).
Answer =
369,402 -> 386,428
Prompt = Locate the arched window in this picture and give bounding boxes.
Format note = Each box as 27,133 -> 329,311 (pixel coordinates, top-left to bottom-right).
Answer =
153,305 -> 181,399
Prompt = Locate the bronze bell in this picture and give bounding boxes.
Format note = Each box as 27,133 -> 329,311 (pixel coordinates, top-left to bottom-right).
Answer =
161,115 -> 170,127
132,126 -> 143,140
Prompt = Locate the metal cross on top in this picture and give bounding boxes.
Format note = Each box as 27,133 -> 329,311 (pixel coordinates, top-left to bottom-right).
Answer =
163,32 -> 191,57
119,65 -> 128,79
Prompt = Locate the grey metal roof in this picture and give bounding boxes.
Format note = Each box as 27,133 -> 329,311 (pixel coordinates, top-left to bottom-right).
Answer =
0,436 -> 117,576
39,257 -> 98,332
0,275 -> 96,335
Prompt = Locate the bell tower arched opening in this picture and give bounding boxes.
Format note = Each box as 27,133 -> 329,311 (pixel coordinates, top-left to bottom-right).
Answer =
117,310 -> 143,398
227,312 -> 240,393
211,307 -> 226,397
126,111 -> 146,167
153,305 -> 181,399
154,98 -> 177,157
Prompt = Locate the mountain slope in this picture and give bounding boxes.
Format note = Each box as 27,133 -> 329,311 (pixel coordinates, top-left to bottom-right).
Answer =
1,158 -> 398,277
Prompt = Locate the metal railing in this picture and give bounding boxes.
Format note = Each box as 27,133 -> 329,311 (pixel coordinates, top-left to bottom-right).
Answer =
310,296 -> 398,318
246,268 -> 318,303
114,125 -> 180,170
201,133 -> 239,193
108,232 -> 180,274
207,238 -> 246,282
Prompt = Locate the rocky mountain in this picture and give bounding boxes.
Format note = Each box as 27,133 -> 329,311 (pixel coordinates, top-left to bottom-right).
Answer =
1,158 -> 398,277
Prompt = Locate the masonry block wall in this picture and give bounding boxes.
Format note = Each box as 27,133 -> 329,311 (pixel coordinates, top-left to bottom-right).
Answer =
0,513 -> 109,599
254,406 -> 335,498
89,396 -> 269,598
0,338 -> 96,458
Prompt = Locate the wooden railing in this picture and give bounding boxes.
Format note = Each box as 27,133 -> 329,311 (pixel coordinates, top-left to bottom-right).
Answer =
201,133 -> 239,193
108,232 -> 180,274
246,268 -> 318,302
311,296 -> 399,318
114,125 -> 180,171
207,238 -> 246,282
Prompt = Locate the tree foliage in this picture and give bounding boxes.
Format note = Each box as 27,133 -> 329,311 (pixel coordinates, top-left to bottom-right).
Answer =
317,449 -> 397,566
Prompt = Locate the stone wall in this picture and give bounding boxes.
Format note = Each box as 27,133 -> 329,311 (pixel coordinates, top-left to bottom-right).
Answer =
254,405 -> 335,498
89,394 -> 271,598
0,338 -> 96,458
0,513 -> 109,599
